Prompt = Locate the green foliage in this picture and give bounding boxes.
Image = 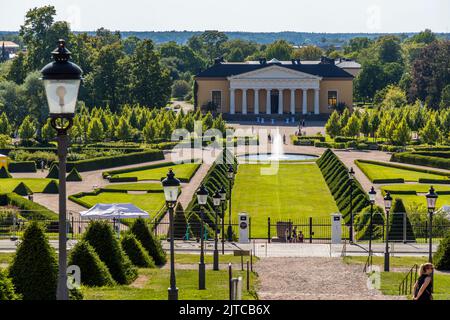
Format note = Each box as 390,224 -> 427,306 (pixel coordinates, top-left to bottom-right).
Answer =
0,166 -> 12,178
42,180 -> 59,194
325,111 -> 341,138
68,240 -> 115,287
8,161 -> 37,173
9,221 -> 58,300
434,232 -> 450,271
18,115 -> 36,141
343,113 -> 361,137
388,199 -> 416,241
420,116 -> 440,145
173,203 -> 190,239
0,193 -> 57,220
87,118 -> 104,142
46,163 -> 59,178
66,168 -> 82,182
265,40 -> 293,60
130,218 -> 166,266
0,269 -> 20,300
12,182 -> 32,196
83,221 -> 138,285
120,233 -> 155,268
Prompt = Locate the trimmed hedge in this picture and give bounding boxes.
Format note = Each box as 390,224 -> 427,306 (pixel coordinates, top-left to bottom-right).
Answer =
130,218 -> 166,266
372,178 -> 405,184
109,176 -> 138,183
43,180 -> 59,194
68,240 -> 115,287
121,233 -> 155,268
46,164 -> 59,179
314,141 -> 347,149
0,193 -> 57,220
61,149 -> 164,172
389,198 -> 415,242
317,149 -> 369,224
66,168 -> 82,182
435,232 -> 450,271
418,178 -> 450,184
297,135 -> 326,142
13,182 -> 33,196
173,203 -> 191,239
9,221 -> 58,300
391,152 -> 450,170
0,166 -> 12,178
8,161 -> 37,173
83,221 -> 138,285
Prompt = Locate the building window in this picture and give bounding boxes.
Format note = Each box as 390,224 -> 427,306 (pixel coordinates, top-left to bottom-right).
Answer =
328,91 -> 338,107
212,91 -> 222,108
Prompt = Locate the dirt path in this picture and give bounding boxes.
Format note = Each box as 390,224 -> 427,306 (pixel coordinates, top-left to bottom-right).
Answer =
255,257 -> 404,300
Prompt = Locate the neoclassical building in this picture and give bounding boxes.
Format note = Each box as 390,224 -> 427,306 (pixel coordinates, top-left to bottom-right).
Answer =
194,57 -> 360,117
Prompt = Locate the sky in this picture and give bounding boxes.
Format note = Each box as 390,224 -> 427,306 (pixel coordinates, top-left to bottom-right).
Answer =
1,0 -> 449,33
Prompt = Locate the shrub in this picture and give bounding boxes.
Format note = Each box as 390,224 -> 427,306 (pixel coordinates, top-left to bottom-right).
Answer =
434,232 -> 450,271
46,164 -> 59,179
43,180 -> 59,194
334,136 -> 357,143
0,166 -> 12,178
418,178 -> 450,184
130,218 -> 166,266
12,182 -> 32,196
297,135 -> 326,142
68,240 -> 115,287
173,203 -> 191,239
121,233 -> 155,268
0,269 -> 20,300
391,152 -> 450,170
388,198 -> 415,241
83,221 -> 138,285
109,176 -> 138,183
9,221 -> 57,300
8,161 -> 37,173
0,193 -> 57,220
66,168 -> 82,182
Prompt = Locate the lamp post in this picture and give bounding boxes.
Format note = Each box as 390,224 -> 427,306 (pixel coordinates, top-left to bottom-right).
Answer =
41,39 -> 82,301
348,167 -> 355,243
368,186 -> 376,268
227,164 -> 235,241
425,186 -> 438,263
162,169 -> 181,300
212,190 -> 222,271
196,184 -> 209,290
219,186 -> 227,254
383,191 -> 393,272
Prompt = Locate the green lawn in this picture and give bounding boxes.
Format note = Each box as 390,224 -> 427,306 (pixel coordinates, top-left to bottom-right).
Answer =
379,184 -> 450,210
82,268 -> 257,300
170,253 -> 258,265
356,161 -> 448,183
232,163 -> 339,238
381,184 -> 450,194
0,252 -> 14,265
344,256 -> 429,268
75,192 -> 166,216
379,272 -> 450,300
0,178 -> 56,193
389,194 -> 450,210
112,163 -> 200,182
103,183 -> 163,192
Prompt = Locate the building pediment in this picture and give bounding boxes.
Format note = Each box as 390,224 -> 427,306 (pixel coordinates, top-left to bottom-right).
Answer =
228,65 -> 322,81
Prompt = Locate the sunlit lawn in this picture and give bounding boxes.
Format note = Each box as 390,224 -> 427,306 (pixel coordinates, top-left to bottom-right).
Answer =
356,161 -> 448,182
232,163 -> 339,238
113,163 -> 200,182
0,178 -> 56,193
103,183 -> 163,192
170,253 -> 258,265
343,256 -> 429,268
381,184 -> 450,193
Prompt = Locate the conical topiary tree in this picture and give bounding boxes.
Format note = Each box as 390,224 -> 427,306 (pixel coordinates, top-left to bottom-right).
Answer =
43,180 -> 59,194
173,203 -> 191,239
0,166 -> 12,178
68,240 -> 115,287
66,168 -> 82,182
13,182 -> 32,196
8,221 -> 58,300
46,164 -> 59,179
389,198 -> 415,241
121,233 -> 155,268
130,218 -> 166,266
82,221 -> 137,285
435,232 -> 450,271
0,269 -> 20,300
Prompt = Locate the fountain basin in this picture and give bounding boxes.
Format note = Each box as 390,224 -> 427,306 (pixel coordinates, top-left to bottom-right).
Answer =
237,153 -> 318,162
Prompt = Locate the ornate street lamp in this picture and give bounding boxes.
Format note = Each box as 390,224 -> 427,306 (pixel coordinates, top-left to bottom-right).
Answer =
227,164 -> 235,241
41,39 -> 82,301
348,167 -> 355,242
368,186 -> 377,268
219,186 -> 227,254
383,191 -> 393,272
162,169 -> 181,300
196,184 -> 209,290
426,186 -> 438,263
212,190 -> 222,271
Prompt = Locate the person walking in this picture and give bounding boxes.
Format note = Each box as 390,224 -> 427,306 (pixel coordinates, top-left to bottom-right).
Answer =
283,134 -> 286,145
413,263 -> 434,301
292,227 -> 297,243
268,133 -> 272,144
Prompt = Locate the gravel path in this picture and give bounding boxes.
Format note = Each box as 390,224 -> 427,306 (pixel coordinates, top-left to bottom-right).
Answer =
255,257 -> 404,300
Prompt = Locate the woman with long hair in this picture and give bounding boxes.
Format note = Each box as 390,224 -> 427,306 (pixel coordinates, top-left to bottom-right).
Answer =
413,263 -> 434,301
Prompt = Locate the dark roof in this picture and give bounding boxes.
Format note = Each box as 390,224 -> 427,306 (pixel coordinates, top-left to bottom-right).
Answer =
195,62 -> 354,79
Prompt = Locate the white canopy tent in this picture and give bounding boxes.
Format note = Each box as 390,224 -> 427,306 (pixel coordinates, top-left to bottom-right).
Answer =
80,203 -> 150,220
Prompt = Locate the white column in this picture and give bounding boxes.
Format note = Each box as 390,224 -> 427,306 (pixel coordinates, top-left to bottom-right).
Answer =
230,89 -> 235,115
302,89 -> 307,115
254,89 -> 259,115
278,89 -> 283,115
266,89 -> 271,115
242,89 -> 247,115
290,89 -> 295,115
314,89 -> 320,115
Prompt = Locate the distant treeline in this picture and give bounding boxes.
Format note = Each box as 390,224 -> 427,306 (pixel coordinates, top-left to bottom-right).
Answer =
2,30 -> 450,46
